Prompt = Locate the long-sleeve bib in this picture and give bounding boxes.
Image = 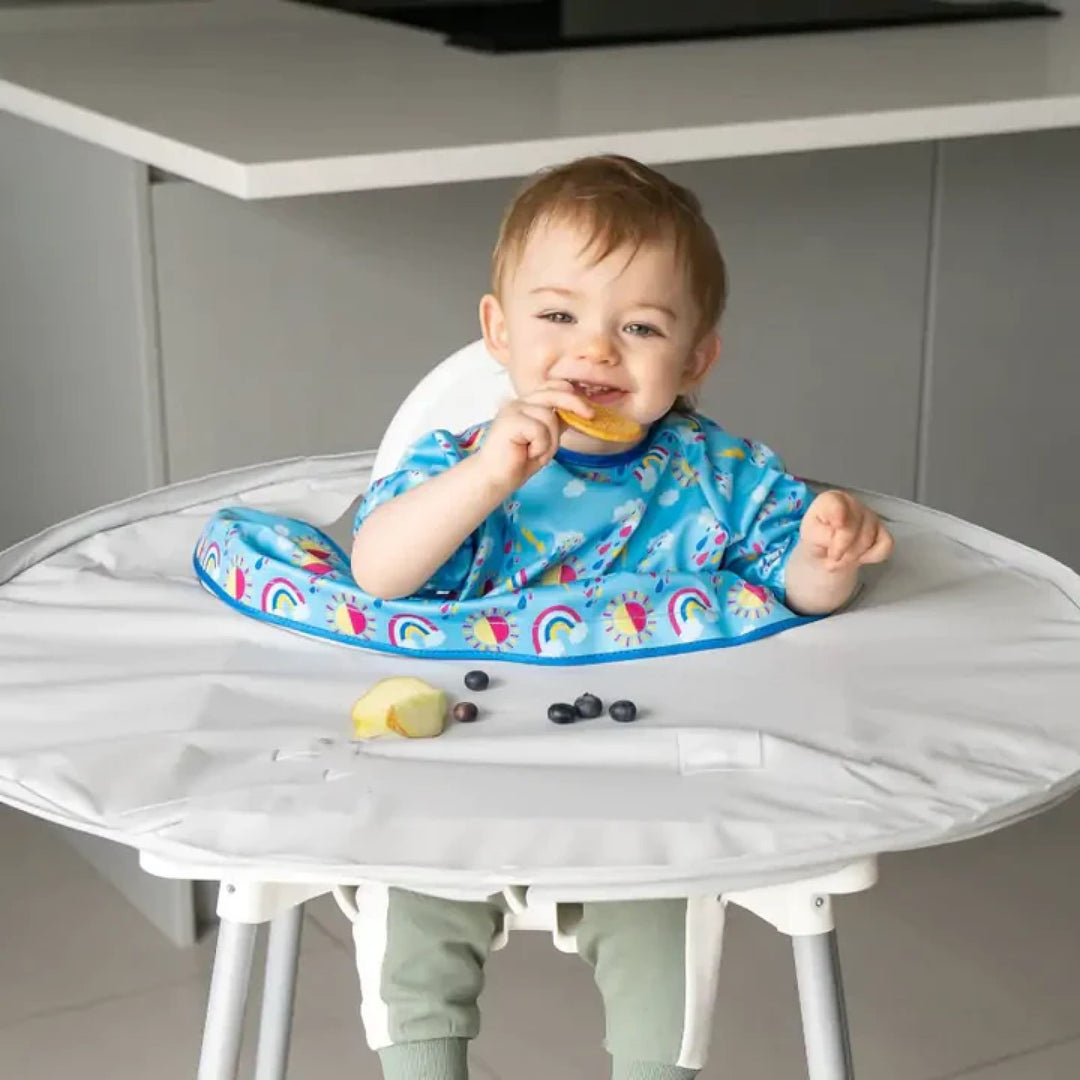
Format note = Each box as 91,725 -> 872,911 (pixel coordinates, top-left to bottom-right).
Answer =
194,413 -> 818,663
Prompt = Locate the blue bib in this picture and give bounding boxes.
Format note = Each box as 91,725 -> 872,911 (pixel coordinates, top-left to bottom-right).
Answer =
194,413 -> 819,664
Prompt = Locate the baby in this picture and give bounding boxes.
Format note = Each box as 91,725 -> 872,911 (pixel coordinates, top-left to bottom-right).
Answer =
348,156 -> 893,1080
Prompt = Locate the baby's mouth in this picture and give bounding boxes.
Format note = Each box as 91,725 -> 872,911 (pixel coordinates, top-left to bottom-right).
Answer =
569,380 -> 627,407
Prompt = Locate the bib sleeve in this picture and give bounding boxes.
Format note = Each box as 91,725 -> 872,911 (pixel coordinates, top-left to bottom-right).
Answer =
716,436 -> 811,603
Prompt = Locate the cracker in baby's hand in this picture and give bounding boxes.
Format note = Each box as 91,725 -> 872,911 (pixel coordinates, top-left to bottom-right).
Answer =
557,405 -> 643,444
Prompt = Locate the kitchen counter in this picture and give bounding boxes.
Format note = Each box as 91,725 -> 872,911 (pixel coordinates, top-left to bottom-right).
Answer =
0,0 -> 1078,197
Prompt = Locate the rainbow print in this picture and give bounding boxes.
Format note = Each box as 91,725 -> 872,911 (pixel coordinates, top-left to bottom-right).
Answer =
260,577 -> 308,620
531,604 -> 588,657
633,446 -> 670,491
326,593 -> 375,639
200,541 -> 221,579
667,586 -> 717,642
387,613 -> 446,649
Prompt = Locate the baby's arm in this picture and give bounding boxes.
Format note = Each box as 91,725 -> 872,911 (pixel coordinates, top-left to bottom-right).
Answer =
352,379 -> 591,600
784,490 -> 894,615
351,454 -> 506,599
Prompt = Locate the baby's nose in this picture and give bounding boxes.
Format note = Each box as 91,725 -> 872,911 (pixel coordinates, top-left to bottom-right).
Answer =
577,332 -> 619,364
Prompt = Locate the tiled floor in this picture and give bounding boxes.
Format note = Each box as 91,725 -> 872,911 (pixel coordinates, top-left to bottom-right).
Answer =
1,798 -> 1079,1080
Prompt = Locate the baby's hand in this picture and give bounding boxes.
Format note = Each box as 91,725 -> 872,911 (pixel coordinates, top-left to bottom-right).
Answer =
800,491 -> 894,570
477,381 -> 593,493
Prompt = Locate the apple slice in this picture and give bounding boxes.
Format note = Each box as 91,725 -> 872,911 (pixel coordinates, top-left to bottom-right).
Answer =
351,676 -> 448,739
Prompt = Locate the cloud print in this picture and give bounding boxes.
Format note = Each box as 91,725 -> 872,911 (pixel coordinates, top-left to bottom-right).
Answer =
649,531 -> 675,553
613,499 -> 645,522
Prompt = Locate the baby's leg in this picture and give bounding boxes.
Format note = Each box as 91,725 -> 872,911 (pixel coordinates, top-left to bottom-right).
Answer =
576,898 -> 726,1080
352,885 -> 502,1080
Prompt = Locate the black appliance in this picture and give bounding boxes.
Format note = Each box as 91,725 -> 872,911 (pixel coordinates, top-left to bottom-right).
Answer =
294,0 -> 1060,54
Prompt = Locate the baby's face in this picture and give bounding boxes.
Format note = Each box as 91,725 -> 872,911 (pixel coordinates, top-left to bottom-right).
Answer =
481,218 -> 719,453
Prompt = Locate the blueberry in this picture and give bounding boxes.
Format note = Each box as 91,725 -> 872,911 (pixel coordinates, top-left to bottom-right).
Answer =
464,670 -> 490,692
609,700 -> 638,723
547,703 -> 578,725
453,701 -> 479,723
574,693 -> 603,719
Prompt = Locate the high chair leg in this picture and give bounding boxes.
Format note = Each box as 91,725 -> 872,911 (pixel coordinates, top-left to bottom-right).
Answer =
254,906 -> 304,1080
792,930 -> 853,1080
198,918 -> 258,1080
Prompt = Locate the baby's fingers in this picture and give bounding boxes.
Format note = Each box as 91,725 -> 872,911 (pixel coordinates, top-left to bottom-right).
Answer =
516,406 -> 560,460
522,384 -> 595,419
859,523 -> 895,565
826,522 -> 859,563
800,510 -> 832,547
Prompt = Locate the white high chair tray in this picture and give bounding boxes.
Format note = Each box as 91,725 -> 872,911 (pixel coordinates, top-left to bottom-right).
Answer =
0,450 -> 1078,901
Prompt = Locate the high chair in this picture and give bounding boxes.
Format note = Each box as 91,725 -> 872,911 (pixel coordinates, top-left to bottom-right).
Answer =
3,340 -> 1078,1080
141,849 -> 876,1080
148,339 -> 875,1080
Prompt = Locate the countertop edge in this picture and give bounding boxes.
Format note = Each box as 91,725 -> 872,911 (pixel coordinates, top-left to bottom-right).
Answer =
3,78 -> 1079,199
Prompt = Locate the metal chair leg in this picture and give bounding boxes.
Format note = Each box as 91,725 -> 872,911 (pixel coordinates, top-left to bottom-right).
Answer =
792,929 -> 855,1080
253,905 -> 304,1080
197,917 -> 258,1080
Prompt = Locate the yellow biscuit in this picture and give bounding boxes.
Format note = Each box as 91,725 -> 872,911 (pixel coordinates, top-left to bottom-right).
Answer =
557,405 -> 643,444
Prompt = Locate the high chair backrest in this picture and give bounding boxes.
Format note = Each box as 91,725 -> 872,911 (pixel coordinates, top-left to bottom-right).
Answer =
372,339 -> 511,482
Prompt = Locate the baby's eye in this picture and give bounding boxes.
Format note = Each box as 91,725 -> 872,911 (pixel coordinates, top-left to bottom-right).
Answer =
624,322 -> 662,338
539,311 -> 574,324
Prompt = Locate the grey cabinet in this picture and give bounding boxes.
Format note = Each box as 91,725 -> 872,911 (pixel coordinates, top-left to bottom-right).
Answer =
673,146 -> 931,498
151,177 -> 517,482
0,113 -> 162,551
924,130 -> 1080,568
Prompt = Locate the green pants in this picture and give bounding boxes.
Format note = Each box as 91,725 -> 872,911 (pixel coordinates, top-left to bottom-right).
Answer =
352,886 -> 726,1080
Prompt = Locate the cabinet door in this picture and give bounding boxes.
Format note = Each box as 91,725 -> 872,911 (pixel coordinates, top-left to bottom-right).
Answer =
0,113 -> 161,549
673,145 -> 931,497
925,131 -> 1080,568
152,177 -> 518,482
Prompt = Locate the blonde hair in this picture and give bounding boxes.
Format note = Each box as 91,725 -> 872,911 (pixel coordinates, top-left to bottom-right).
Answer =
491,155 -> 727,411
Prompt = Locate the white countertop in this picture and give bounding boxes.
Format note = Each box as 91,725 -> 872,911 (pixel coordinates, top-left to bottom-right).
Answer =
1,0 -> 1079,198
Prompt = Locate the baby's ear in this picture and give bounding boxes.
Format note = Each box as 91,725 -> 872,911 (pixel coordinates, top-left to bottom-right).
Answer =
681,332 -> 721,391
479,294 -> 511,366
